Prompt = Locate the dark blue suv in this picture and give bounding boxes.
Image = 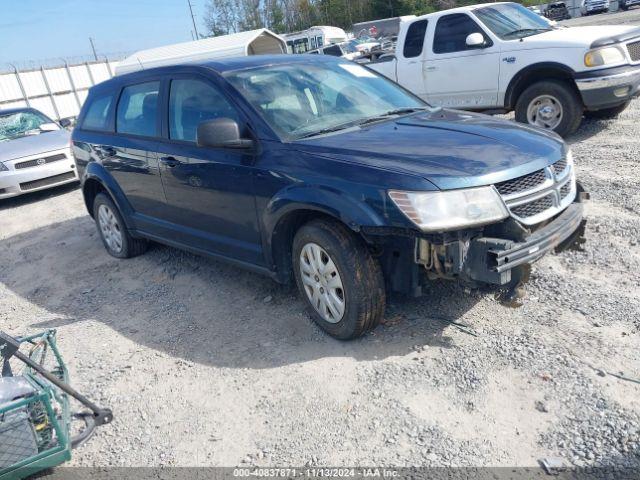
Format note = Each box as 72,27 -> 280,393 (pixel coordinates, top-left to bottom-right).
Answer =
71,55 -> 586,339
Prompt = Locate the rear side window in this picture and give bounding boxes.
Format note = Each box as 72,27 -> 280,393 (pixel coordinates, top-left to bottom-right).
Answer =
323,45 -> 342,56
403,20 -> 429,58
116,81 -> 160,137
169,78 -> 239,142
433,14 -> 486,54
81,93 -> 113,131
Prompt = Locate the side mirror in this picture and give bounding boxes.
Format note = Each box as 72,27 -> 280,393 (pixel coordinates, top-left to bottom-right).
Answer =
59,118 -> 72,128
465,32 -> 486,48
39,122 -> 60,132
196,118 -> 254,149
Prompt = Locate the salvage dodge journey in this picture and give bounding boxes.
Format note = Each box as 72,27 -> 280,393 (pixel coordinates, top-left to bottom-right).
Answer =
72,55 -> 586,340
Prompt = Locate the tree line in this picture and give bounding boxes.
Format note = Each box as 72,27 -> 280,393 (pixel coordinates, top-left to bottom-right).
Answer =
203,0 -> 462,36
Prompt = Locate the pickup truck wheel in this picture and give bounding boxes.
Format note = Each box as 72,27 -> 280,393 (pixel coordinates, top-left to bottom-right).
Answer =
584,101 -> 630,119
515,80 -> 583,137
93,193 -> 148,259
293,220 -> 385,340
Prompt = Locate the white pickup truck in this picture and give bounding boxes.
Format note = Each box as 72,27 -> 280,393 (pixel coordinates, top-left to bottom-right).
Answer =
365,2 -> 640,136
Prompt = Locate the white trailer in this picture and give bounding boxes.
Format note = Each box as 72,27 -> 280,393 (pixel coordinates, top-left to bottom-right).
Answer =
283,26 -> 348,54
115,29 -> 287,75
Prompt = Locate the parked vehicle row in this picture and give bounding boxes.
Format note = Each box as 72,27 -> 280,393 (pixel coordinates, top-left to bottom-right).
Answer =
363,2 -> 640,137
72,55 -> 586,340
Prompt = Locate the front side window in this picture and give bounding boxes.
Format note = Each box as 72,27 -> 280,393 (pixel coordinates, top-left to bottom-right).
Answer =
116,81 -> 160,137
403,20 -> 429,58
81,94 -> 113,132
474,3 -> 552,40
0,109 -> 54,142
433,14 -> 488,54
169,78 -> 239,142
225,61 -> 424,140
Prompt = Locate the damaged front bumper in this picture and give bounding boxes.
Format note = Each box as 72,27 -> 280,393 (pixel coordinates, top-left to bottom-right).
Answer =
462,200 -> 586,286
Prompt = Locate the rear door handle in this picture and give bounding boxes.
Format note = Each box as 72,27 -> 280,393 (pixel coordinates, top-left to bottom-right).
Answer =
426,66 -> 437,71
160,156 -> 180,168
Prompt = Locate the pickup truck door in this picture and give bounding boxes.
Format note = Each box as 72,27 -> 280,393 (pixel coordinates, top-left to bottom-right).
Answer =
424,13 -> 500,109
395,19 -> 430,99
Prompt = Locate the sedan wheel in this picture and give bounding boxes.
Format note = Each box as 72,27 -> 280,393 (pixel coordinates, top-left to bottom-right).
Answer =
97,204 -> 123,254
299,242 -> 345,323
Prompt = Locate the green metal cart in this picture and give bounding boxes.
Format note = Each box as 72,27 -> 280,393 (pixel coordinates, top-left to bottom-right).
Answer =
0,330 -> 112,480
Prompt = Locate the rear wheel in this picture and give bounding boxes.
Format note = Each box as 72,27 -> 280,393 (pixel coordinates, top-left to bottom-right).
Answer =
584,101 -> 630,119
93,193 -> 148,258
515,80 -> 583,137
293,219 -> 385,340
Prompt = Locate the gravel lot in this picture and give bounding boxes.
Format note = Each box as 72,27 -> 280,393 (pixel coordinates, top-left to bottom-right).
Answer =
2,23 -> 640,471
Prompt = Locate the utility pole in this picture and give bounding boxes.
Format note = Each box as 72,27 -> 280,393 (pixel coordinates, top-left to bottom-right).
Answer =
89,37 -> 98,61
187,0 -> 200,39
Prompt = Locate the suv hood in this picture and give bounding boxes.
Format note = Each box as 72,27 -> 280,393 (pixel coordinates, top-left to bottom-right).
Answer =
0,129 -> 70,163
509,26 -> 640,49
295,109 -> 565,190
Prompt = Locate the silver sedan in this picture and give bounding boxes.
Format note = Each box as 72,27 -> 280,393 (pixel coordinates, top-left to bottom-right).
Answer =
0,108 -> 78,199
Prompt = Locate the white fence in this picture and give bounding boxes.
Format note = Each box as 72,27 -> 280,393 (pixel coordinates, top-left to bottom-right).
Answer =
0,59 -> 121,121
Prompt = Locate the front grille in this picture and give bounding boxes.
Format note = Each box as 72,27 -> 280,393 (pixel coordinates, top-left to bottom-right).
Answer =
628,40 -> 640,62
495,169 -> 546,196
14,153 -> 67,170
552,158 -> 567,175
511,194 -> 554,218
19,171 -> 75,191
560,181 -> 572,199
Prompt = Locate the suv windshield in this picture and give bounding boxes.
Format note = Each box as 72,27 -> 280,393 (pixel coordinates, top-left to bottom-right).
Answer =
475,3 -> 553,40
225,61 -> 425,140
0,109 -> 54,142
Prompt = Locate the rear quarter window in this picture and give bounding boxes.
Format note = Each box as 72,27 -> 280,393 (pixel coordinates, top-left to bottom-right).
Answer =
403,20 -> 429,58
80,93 -> 114,132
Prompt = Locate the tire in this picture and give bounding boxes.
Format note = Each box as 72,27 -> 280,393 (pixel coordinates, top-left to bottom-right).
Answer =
515,80 -> 583,138
292,219 -> 385,340
584,101 -> 630,119
93,193 -> 148,258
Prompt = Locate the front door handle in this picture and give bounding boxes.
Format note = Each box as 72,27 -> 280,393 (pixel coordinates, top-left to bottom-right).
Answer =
425,66 -> 437,71
160,156 -> 180,168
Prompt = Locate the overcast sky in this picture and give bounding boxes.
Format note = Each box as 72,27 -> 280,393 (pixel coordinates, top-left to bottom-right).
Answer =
0,0 -> 207,67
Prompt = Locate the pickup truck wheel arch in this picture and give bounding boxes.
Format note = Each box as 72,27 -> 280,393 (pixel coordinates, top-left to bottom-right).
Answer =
505,63 -> 577,110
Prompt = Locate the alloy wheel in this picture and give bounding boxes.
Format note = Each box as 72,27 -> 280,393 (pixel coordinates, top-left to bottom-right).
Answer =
299,242 -> 345,323
526,94 -> 564,130
97,204 -> 123,254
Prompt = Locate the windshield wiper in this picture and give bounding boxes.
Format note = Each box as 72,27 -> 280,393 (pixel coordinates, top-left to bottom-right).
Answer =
503,28 -> 551,39
296,122 -> 360,139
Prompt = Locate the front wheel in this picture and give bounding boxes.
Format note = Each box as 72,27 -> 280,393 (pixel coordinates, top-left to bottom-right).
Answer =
584,101 -> 630,119
515,80 -> 583,138
293,219 -> 385,340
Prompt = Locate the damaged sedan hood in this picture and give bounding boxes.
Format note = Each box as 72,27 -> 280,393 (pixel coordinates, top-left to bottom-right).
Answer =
294,109 -> 566,190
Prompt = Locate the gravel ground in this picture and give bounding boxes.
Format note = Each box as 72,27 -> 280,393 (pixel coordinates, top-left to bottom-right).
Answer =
2,60 -> 640,474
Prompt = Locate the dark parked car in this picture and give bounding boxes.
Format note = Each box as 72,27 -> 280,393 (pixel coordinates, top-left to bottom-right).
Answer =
71,55 -> 586,340
619,0 -> 640,10
545,2 -> 571,20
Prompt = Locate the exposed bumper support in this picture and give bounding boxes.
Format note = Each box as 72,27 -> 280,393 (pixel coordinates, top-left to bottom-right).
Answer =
463,200 -> 585,285
575,65 -> 640,110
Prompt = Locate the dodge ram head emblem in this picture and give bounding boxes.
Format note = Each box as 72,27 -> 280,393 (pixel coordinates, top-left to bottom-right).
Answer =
36,158 -> 46,165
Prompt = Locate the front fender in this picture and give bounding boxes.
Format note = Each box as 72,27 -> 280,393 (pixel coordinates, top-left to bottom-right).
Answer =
263,184 -> 387,236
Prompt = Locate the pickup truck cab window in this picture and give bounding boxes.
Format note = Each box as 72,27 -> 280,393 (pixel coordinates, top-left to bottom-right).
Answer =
225,62 -> 423,140
169,78 -> 239,142
474,3 -> 552,40
116,81 -> 160,137
433,13 -> 491,54
403,19 -> 429,58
